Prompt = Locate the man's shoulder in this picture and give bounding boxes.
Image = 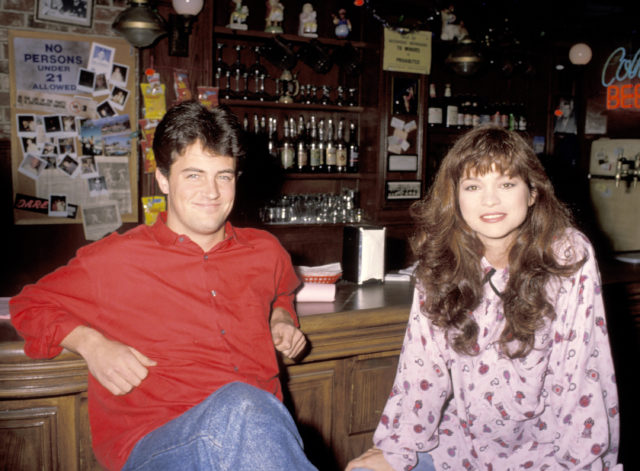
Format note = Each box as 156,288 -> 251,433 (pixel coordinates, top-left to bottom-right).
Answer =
78,224 -> 153,257
234,226 -> 283,248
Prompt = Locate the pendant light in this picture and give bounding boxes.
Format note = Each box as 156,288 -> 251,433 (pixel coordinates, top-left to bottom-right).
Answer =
112,0 -> 167,48
445,39 -> 484,76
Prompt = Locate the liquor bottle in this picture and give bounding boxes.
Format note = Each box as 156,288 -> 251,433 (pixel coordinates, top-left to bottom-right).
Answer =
470,100 -> 480,127
335,118 -> 348,173
317,118 -> 327,172
308,116 -> 323,172
260,115 -> 267,136
295,115 -> 309,172
267,116 -> 278,160
462,98 -> 473,129
325,118 -> 337,172
253,113 -> 260,135
242,113 -> 249,133
444,83 -> 458,128
457,97 -> 467,129
516,103 -> 527,131
279,118 -> 295,171
427,83 -> 443,127
347,121 -> 360,173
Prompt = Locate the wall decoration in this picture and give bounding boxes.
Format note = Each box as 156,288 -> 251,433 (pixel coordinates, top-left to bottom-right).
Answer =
385,180 -> 421,200
392,76 -> 419,115
9,29 -> 137,228
388,154 -> 418,172
35,0 -> 94,28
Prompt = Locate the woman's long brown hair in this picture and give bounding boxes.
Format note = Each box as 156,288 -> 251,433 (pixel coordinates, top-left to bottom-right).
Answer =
410,125 -> 585,358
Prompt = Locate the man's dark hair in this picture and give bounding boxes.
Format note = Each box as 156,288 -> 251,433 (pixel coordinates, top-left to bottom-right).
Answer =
152,100 -> 246,176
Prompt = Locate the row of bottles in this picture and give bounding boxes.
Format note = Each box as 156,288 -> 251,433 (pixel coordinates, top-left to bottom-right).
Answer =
243,113 -> 360,173
428,83 -> 528,131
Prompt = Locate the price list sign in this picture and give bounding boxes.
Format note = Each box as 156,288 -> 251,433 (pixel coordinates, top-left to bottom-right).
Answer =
383,29 -> 432,75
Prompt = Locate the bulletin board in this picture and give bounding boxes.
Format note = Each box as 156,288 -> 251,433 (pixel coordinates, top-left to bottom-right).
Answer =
8,29 -> 138,229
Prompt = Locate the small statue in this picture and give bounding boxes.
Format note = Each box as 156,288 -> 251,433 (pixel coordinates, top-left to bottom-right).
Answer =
265,0 -> 284,33
298,3 -> 318,37
227,0 -> 249,30
277,69 -> 300,103
332,8 -> 351,39
440,5 -> 468,41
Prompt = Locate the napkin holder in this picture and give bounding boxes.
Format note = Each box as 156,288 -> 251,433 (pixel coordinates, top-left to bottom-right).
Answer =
342,225 -> 386,284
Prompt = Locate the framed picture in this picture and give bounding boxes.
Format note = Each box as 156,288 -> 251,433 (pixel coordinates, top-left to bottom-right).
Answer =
35,0 -> 94,27
388,154 -> 418,172
392,76 -> 419,115
386,180 -> 422,200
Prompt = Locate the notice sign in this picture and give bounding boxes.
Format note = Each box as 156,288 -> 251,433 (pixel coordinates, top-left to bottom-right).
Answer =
13,36 -> 90,94
383,29 -> 431,75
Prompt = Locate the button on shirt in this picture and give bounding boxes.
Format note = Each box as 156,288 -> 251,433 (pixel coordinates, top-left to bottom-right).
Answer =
10,215 -> 301,471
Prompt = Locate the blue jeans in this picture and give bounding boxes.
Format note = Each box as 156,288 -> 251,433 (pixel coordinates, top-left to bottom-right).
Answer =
352,452 -> 435,471
122,382 -> 318,471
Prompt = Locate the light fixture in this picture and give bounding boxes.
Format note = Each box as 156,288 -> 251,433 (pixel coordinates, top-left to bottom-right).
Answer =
445,39 -> 484,76
569,42 -> 592,65
168,0 -> 204,57
112,0 -> 167,48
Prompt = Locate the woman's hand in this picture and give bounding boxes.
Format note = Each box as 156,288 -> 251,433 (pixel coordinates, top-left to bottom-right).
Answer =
345,447 -> 394,471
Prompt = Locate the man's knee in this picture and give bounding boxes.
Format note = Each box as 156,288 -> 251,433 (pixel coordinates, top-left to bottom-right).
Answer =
215,382 -> 281,415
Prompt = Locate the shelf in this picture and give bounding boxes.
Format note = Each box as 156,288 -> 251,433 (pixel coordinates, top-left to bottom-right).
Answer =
283,172 -> 376,180
213,26 -> 374,49
220,98 -> 364,113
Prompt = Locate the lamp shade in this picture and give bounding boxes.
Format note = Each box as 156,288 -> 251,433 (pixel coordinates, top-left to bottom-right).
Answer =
172,0 -> 204,16
445,39 -> 484,76
112,0 -> 167,48
569,42 -> 592,65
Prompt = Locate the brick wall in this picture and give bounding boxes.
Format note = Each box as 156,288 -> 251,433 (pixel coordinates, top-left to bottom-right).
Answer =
0,0 -> 129,139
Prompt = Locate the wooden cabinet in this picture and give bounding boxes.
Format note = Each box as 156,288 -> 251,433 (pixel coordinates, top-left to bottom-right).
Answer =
0,349 -> 102,471
281,287 -> 412,469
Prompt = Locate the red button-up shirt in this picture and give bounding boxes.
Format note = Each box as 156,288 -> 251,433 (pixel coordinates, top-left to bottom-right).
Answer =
10,216 -> 300,470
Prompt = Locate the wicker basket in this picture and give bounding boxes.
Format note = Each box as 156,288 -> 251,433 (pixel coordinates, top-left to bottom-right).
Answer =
301,273 -> 342,284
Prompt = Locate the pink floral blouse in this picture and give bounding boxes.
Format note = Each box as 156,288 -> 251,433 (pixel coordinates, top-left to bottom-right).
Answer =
374,230 -> 620,470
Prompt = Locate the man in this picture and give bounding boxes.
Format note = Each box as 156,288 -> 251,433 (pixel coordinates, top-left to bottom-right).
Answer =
10,101 -> 317,471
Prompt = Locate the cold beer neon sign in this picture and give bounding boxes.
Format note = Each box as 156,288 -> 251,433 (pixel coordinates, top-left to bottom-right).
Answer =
602,46 -> 640,110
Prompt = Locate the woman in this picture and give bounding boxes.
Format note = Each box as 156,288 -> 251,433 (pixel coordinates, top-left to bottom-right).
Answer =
346,125 -> 620,471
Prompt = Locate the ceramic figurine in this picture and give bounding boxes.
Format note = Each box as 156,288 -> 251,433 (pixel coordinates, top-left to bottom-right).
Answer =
298,3 -> 318,37
227,0 -> 249,30
265,0 -> 284,33
440,5 -> 468,41
332,8 -> 351,39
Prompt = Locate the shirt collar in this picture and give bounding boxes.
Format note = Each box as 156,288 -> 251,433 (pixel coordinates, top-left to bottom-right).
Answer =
150,212 -> 253,250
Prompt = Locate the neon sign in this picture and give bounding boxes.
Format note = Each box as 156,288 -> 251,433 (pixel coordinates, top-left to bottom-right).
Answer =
602,46 -> 640,110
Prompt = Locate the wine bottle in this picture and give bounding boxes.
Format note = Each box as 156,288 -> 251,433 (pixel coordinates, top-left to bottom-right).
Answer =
427,83 -> 443,127
295,115 -> 309,172
335,118 -> 348,173
444,83 -> 458,128
267,116 -> 278,160
347,121 -> 360,173
309,116 -> 322,172
325,118 -> 337,173
316,118 -> 326,172
279,118 -> 295,171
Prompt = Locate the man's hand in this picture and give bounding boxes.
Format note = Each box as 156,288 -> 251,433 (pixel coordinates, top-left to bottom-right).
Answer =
270,307 -> 307,360
61,326 -> 157,395
345,447 -> 394,471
